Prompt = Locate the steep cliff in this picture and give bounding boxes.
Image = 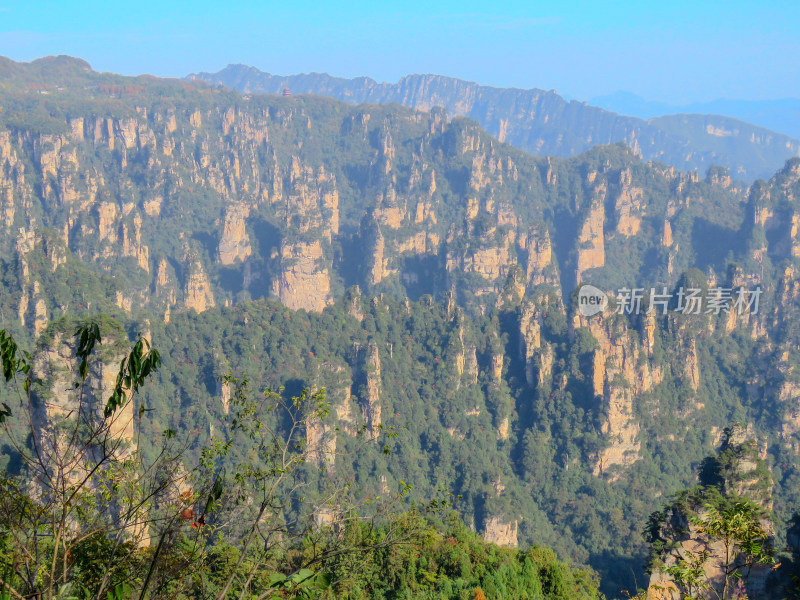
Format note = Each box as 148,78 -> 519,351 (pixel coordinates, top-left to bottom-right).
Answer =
579,310 -> 663,476
1,57 -> 769,339
575,192 -> 606,283
272,240 -> 332,312
482,516 -> 519,548
218,203 -> 252,265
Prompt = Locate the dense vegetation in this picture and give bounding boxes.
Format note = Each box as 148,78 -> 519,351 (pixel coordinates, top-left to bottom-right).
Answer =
0,321 -> 600,600
4,286 -> 798,595
2,56 -> 800,598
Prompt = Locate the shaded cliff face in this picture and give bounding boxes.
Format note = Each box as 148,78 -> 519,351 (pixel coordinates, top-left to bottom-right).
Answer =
190,66 -> 800,180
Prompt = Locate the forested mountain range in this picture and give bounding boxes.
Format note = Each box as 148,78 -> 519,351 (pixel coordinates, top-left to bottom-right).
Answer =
3,55 -> 800,596
188,64 -> 800,181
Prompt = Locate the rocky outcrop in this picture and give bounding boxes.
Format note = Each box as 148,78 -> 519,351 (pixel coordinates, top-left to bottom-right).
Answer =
305,411 -> 336,470
497,416 -> 510,441
613,168 -> 644,236
272,240 -> 331,312
523,224 -> 560,289
519,299 -> 549,388
32,323 -> 135,486
346,341 -> 384,438
482,516 -> 518,547
576,192 -> 606,283
646,426 -> 775,599
361,341 -> 382,436
0,131 -> 27,230
779,379 -> 800,454
33,291 -> 48,338
218,203 -> 252,264
281,158 -> 340,242
684,338 -> 701,391
446,223 -> 517,296
184,259 -> 215,313
121,215 -> 150,272
365,223 -> 388,286
578,311 -> 663,476
661,220 -> 673,247
218,379 -> 231,415
153,258 -> 178,317
467,242 -> 514,283
97,202 -> 118,243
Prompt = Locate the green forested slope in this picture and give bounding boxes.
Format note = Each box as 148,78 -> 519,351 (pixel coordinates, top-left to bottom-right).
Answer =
2,56 -> 800,597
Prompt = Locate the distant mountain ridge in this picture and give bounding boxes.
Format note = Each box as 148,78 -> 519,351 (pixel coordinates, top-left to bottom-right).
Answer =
188,64 -> 800,180
590,91 -> 800,139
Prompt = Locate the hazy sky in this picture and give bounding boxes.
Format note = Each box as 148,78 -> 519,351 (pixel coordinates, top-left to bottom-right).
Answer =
1,0 -> 798,104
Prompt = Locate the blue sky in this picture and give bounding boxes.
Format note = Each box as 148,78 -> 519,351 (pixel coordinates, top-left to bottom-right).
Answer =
1,0 -> 798,103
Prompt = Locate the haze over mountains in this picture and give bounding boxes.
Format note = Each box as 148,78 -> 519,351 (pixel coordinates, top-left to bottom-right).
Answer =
189,64 -> 800,181
589,91 -> 800,139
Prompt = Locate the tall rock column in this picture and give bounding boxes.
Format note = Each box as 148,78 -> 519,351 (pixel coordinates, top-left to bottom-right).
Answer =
32,323 -> 135,488
271,240 -> 332,312
218,203 -> 252,265
576,189 -> 606,283
184,258 -> 215,313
